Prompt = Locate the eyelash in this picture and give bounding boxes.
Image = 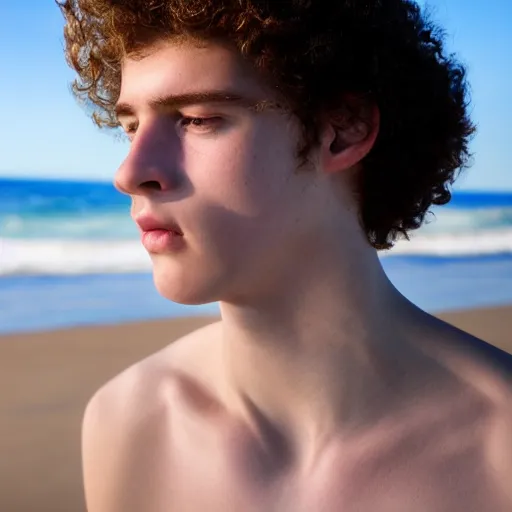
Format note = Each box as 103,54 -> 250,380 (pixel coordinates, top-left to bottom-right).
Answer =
125,116 -> 221,137
179,116 -> 220,130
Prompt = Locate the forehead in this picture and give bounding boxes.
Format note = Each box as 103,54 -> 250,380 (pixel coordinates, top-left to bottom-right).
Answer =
118,39 -> 270,107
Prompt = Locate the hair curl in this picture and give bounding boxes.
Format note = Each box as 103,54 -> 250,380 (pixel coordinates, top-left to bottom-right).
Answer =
57,0 -> 476,250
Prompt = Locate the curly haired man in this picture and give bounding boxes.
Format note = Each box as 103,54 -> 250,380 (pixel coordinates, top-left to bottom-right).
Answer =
57,1 -> 512,510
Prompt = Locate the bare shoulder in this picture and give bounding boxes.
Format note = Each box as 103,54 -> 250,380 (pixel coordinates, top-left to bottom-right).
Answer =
455,331 -> 512,506
428,315 -> 512,395
424,316 -> 512,502
81,319 -> 222,512
88,318 -> 223,405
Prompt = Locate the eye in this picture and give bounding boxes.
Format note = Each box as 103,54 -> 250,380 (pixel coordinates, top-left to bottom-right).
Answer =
124,121 -> 138,138
177,116 -> 222,133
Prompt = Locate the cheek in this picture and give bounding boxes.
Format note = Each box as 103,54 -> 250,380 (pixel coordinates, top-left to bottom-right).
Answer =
184,119 -> 307,266
192,127 -> 297,220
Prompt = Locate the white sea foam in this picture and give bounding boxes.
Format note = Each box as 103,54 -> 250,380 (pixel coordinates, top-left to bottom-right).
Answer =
1,228 -> 512,276
0,238 -> 152,275
386,228 -> 512,257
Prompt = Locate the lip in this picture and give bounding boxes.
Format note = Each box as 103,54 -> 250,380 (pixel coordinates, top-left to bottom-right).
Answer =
134,214 -> 183,236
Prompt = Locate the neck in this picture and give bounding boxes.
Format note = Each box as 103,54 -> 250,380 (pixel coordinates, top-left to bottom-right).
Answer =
218,232 -> 437,467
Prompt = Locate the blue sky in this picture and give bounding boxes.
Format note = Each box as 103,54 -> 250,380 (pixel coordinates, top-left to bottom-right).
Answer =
0,0 -> 510,190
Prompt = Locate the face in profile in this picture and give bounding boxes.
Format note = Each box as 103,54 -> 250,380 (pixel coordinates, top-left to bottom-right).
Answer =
114,38 -> 330,305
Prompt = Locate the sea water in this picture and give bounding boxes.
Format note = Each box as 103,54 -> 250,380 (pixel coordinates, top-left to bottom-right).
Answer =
1,177 -> 512,334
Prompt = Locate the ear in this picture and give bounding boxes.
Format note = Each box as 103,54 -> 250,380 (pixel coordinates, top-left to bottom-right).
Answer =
319,101 -> 380,174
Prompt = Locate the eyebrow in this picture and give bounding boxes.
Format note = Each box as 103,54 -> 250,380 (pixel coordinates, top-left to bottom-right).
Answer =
114,90 -> 276,119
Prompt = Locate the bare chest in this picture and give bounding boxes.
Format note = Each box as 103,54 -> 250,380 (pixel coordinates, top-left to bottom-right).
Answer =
157,411 -> 506,512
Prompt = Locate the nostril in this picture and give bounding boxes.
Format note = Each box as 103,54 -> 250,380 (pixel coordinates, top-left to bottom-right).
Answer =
141,180 -> 162,191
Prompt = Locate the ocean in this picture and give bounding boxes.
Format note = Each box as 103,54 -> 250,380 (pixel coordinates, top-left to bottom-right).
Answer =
1,176 -> 512,334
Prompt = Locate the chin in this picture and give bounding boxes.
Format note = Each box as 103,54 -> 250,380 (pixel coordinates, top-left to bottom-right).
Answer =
151,262 -> 223,306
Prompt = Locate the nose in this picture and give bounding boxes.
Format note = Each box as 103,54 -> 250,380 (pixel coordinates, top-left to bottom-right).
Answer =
114,121 -> 184,196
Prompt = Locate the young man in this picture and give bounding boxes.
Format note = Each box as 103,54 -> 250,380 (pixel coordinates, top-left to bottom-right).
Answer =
58,1 -> 512,510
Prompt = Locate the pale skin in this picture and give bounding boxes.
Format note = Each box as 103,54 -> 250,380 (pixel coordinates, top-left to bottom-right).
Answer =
82,38 -> 512,511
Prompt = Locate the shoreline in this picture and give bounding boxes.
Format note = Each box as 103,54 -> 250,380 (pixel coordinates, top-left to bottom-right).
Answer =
2,304 -> 511,348
1,306 -> 511,512
3,253 -> 512,335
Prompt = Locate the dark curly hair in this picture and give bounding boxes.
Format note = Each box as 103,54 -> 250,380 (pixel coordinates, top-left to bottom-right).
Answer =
56,0 -> 476,250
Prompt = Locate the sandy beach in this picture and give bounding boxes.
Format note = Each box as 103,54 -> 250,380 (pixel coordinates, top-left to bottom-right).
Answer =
1,307 -> 511,512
